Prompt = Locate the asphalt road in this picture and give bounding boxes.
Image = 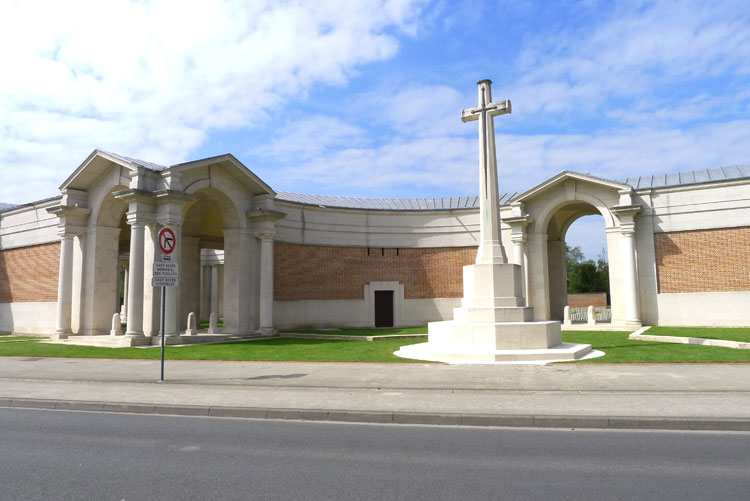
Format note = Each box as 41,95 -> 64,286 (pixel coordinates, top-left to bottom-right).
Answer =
2,408 -> 749,500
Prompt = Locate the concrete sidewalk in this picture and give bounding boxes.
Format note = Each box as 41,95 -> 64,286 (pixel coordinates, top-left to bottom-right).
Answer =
1,357 -> 749,431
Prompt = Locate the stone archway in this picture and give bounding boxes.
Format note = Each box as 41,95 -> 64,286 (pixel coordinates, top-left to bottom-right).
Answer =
509,172 -> 642,328
79,184 -> 128,335
181,185 -> 254,334
181,189 -> 233,331
544,203 -> 611,322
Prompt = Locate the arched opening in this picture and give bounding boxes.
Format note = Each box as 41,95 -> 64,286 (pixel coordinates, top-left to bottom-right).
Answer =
79,185 -> 128,335
545,202 -> 612,323
181,188 -> 239,331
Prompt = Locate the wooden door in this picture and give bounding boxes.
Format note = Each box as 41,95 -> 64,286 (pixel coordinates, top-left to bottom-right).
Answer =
374,290 -> 394,328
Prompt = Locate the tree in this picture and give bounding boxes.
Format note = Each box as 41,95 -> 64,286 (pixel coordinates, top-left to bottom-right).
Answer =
566,245 -> 609,296
568,260 -> 599,293
565,244 -> 584,276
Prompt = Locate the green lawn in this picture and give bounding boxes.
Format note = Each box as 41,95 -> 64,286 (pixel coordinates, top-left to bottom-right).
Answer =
0,337 -> 426,363
562,330 -> 750,363
646,326 -> 750,343
0,329 -> 748,363
282,327 -> 428,336
198,321 -> 224,328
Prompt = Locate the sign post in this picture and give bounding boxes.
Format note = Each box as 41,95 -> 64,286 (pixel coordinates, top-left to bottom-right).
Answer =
153,226 -> 179,381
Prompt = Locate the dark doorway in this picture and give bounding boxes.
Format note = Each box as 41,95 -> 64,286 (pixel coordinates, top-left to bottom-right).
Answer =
374,290 -> 394,327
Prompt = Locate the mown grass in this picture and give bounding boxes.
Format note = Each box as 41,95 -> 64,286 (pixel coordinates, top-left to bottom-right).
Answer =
1,328 -> 748,363
646,326 -> 750,343
0,336 -> 47,342
281,327 -> 428,336
0,337 -> 426,363
562,330 -> 750,363
198,321 -> 224,328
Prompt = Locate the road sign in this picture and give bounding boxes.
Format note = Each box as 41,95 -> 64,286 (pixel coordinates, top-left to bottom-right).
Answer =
152,262 -> 179,287
158,227 -> 176,255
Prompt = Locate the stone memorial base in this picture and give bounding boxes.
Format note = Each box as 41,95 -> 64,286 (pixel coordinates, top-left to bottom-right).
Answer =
395,262 -> 595,364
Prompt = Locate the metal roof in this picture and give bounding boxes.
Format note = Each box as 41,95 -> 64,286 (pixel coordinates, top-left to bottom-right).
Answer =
621,164 -> 750,190
100,150 -> 169,171
275,192 -> 518,211
0,195 -> 62,215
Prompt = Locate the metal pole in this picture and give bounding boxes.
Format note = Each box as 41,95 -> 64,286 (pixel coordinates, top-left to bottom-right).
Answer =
160,286 -> 166,381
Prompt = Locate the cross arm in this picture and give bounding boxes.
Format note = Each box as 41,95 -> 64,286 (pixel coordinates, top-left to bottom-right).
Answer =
461,99 -> 512,123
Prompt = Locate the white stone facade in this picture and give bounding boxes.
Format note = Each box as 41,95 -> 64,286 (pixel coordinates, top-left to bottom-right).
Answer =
2,149 -> 750,335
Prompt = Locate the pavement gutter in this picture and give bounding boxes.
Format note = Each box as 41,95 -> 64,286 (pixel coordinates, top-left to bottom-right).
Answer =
3,397 -> 749,432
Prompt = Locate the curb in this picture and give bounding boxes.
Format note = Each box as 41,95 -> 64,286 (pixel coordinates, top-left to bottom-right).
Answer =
2,397 -> 749,432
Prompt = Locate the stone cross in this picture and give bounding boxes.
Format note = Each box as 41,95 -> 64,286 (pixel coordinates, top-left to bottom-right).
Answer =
461,79 -> 511,265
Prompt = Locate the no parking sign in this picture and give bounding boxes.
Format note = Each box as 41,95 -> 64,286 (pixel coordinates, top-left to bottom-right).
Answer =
158,227 -> 176,257
154,226 -> 179,382
153,227 -> 179,287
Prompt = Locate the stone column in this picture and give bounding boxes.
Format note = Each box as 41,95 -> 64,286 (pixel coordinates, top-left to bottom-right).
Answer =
55,234 -> 75,339
210,264 -> 219,321
511,235 -> 527,305
621,229 -> 641,325
526,232 -> 550,320
257,233 -> 275,335
199,264 -> 209,322
142,223 -> 160,336
547,240 -> 567,321
164,224 -> 182,336
47,203 -> 91,337
612,203 -> 642,327
125,222 -> 145,337
506,209 -> 532,307
120,264 -> 129,319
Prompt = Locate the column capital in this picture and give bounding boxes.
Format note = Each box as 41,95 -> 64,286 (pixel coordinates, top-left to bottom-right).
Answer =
47,205 -> 91,237
505,214 -> 533,242
527,232 -> 547,242
126,218 -> 148,229
611,204 -> 640,234
153,189 -> 196,225
510,233 -> 527,244
115,189 -> 157,225
255,232 -> 275,242
247,208 -> 286,222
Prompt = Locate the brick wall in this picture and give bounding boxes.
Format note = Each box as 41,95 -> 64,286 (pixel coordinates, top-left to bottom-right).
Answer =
274,243 -> 476,300
0,243 -> 60,302
654,227 -> 750,293
568,293 -> 607,308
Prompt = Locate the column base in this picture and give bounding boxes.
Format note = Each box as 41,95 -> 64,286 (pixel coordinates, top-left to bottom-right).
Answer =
256,327 -> 277,337
54,330 -> 72,340
124,331 -> 145,339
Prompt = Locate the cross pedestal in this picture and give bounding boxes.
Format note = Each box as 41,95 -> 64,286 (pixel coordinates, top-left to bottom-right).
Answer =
396,80 -> 594,363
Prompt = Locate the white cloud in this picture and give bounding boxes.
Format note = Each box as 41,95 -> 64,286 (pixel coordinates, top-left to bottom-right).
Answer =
503,0 -> 750,122
260,0 -> 750,197
260,115 -> 750,197
0,0 -> 424,203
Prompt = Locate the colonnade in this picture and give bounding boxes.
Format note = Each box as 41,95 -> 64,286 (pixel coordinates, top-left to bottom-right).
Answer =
52,196 -> 282,339
199,250 -> 224,325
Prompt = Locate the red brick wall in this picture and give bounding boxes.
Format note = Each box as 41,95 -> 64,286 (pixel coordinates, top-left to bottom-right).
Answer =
568,293 -> 607,308
274,243 -> 476,300
0,242 -> 60,302
654,227 -> 750,293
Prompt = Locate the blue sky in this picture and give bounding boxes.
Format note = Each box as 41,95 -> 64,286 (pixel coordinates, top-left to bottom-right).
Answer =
2,0 -> 749,259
